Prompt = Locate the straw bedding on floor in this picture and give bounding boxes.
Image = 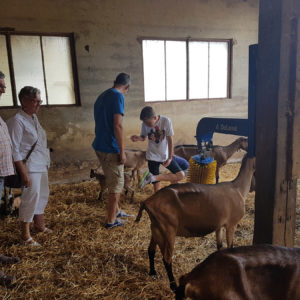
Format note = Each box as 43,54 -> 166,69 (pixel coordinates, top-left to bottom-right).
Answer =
0,163 -> 299,299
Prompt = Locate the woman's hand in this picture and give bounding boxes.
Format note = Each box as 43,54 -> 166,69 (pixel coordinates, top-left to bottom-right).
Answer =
21,172 -> 32,187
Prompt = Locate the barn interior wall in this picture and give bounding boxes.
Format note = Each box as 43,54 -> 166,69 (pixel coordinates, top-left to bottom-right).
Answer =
0,0 -> 259,170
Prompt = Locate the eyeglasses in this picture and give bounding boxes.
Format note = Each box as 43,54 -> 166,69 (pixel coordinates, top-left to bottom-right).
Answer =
31,99 -> 43,105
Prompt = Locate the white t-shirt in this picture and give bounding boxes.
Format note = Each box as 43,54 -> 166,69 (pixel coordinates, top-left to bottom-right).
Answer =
141,115 -> 174,162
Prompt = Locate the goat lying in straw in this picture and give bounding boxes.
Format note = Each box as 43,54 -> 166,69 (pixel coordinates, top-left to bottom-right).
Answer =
135,155 -> 255,292
174,137 -> 248,183
175,244 -> 300,300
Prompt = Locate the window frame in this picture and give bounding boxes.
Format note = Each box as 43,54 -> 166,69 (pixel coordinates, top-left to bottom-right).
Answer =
0,30 -> 81,109
139,37 -> 233,103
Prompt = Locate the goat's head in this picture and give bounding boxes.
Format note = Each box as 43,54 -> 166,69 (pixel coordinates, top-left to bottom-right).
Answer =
238,137 -> 248,151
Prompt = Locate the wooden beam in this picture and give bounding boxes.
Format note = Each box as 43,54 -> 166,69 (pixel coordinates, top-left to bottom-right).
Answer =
253,0 -> 299,246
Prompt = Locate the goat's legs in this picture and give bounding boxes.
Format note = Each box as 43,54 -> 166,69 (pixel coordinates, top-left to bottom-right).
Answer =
163,259 -> 177,292
130,190 -> 134,203
136,169 -> 141,185
216,228 -> 223,250
148,237 -> 157,275
226,225 -> 236,248
161,235 -> 177,292
215,166 -> 220,184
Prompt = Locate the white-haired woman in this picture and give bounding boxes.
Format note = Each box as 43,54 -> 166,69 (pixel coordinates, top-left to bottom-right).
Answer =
7,86 -> 51,246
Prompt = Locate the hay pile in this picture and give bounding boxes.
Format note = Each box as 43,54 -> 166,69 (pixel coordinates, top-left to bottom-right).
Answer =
0,164 -> 299,299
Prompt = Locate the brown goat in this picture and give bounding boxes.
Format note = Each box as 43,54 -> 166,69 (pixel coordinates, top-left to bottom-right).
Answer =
212,137 -> 248,183
135,155 -> 255,291
174,137 -> 248,184
176,244 -> 300,300
174,144 -> 199,161
124,149 -> 147,184
90,169 -> 135,201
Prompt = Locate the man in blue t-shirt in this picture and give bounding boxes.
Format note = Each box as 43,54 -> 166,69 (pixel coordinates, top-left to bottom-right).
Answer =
92,73 -> 130,229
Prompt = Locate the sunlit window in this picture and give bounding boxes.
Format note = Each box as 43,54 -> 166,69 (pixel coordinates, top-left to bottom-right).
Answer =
142,39 -> 231,102
0,32 -> 80,107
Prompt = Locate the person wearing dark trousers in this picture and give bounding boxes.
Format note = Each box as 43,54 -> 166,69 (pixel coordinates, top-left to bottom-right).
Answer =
131,106 -> 185,192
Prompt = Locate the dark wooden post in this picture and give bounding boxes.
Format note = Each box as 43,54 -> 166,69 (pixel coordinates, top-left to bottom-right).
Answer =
253,0 -> 300,246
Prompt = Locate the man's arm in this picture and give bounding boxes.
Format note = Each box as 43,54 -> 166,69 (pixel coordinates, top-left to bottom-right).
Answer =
7,119 -> 31,187
130,135 -> 146,142
114,113 -> 126,165
163,135 -> 173,167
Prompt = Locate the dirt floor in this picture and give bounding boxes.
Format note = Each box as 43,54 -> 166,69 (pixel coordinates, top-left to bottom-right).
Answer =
0,163 -> 299,299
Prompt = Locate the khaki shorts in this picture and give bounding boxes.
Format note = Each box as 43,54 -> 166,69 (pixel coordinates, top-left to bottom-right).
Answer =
95,151 -> 124,193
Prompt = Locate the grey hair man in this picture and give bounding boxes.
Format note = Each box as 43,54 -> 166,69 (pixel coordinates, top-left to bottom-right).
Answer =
0,71 -> 20,286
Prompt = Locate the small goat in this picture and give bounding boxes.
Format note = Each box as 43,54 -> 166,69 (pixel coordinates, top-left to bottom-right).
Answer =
135,155 -> 255,291
211,137 -> 248,183
0,188 -> 21,219
174,137 -> 248,183
124,149 -> 147,184
90,169 -> 135,201
176,244 -> 300,300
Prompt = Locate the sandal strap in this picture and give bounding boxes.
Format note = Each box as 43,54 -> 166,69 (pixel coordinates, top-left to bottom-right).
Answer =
24,237 -> 40,246
25,237 -> 33,243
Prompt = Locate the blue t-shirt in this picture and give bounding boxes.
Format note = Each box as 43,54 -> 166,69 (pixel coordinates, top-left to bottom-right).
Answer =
92,88 -> 124,153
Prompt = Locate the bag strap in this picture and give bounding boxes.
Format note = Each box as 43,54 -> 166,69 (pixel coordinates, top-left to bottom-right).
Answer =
23,140 -> 38,163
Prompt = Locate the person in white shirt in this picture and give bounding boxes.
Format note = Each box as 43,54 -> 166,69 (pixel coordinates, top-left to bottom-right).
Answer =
131,106 -> 185,192
7,86 -> 51,246
0,70 -> 21,286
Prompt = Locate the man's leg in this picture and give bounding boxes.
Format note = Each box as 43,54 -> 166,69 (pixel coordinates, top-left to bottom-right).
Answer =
107,193 -> 120,223
148,161 -> 161,192
96,151 -> 124,226
155,171 -> 184,183
141,159 -> 184,188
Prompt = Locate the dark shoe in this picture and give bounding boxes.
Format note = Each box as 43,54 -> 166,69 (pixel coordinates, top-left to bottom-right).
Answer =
0,271 -> 16,287
105,218 -> 125,229
0,255 -> 20,265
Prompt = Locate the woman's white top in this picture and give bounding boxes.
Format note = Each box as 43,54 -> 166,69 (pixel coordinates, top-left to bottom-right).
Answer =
7,110 -> 50,172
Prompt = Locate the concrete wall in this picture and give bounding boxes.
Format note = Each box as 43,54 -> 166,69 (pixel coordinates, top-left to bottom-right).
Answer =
0,0 -> 259,169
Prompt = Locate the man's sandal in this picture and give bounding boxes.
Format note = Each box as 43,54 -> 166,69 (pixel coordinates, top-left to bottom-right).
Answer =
24,237 -> 41,247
